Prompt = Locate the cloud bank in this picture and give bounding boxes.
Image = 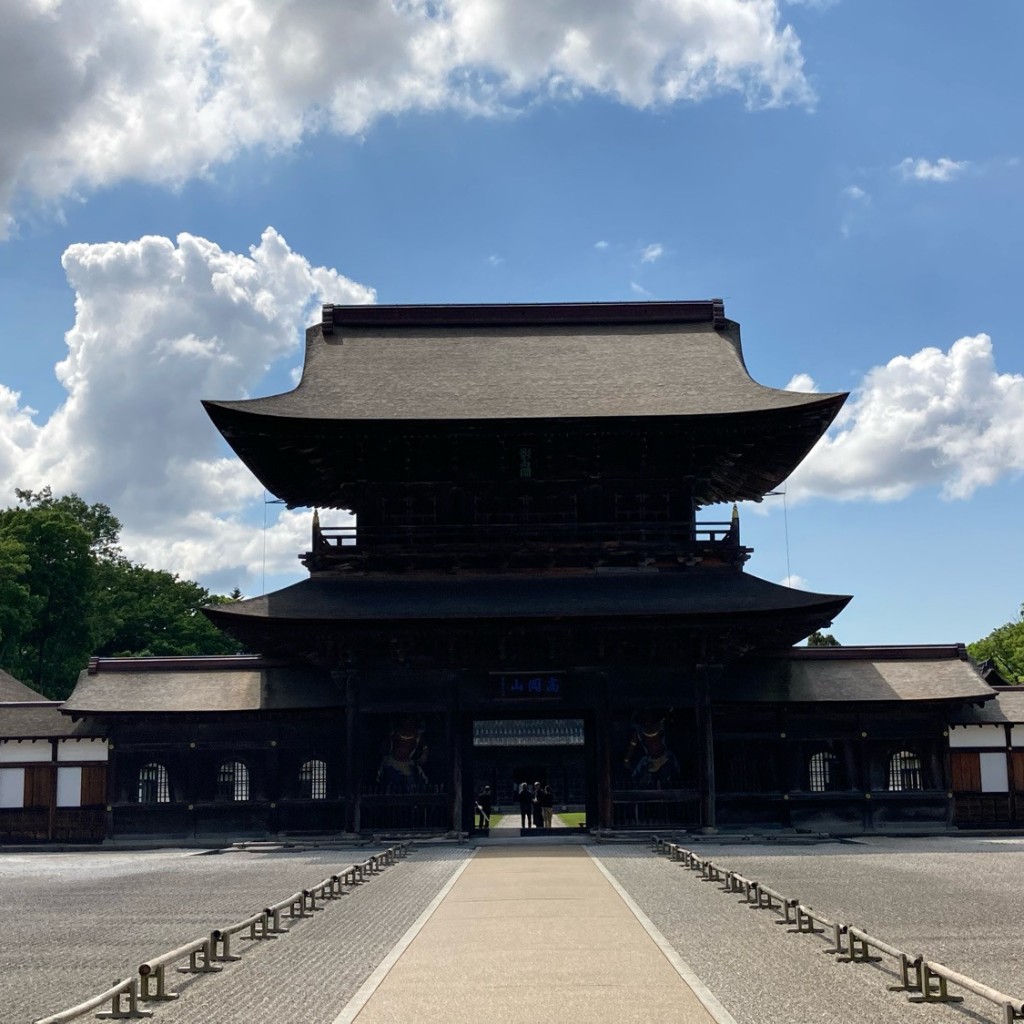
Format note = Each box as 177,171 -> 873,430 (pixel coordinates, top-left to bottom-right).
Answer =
0,0 -> 812,231
788,334 -> 1024,502
0,227 -> 372,588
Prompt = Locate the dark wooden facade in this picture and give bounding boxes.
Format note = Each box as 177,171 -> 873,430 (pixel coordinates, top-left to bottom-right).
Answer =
59,301 -> 999,838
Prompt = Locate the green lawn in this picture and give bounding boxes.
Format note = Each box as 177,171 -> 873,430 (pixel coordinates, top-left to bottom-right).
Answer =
479,811 -> 586,829
556,812 -> 586,828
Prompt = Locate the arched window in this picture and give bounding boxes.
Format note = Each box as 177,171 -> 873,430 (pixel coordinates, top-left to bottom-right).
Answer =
299,759 -> 328,800
888,750 -> 923,791
138,763 -> 170,803
217,761 -> 250,801
808,751 -> 838,792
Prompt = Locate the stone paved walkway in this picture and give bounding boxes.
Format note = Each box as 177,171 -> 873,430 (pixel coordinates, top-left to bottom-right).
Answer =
333,846 -> 726,1024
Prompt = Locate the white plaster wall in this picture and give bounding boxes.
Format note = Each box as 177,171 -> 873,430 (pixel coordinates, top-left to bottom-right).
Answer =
56,767 -> 82,807
0,740 -> 52,763
949,725 -> 1005,749
1012,725 -> 1024,749
0,767 -> 25,807
980,752 -> 1010,793
57,738 -> 108,762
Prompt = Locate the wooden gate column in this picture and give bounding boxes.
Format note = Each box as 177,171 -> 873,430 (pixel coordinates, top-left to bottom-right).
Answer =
339,668 -> 359,834
696,663 -> 721,831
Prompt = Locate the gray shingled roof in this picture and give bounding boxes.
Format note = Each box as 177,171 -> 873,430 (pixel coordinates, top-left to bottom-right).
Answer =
206,320 -> 844,423
58,648 -> 991,716
63,665 -> 342,714
0,669 -> 45,702
0,703 -> 104,738
950,688 -> 1024,724
724,653 -> 993,704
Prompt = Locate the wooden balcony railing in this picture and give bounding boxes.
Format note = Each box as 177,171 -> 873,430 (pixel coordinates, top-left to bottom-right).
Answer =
302,517 -> 748,572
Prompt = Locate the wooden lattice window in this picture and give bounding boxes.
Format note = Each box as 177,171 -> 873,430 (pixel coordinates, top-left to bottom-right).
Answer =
614,492 -> 670,523
724,749 -> 775,793
138,763 -> 170,804
217,761 -> 250,802
888,750 -> 923,791
808,751 -> 838,793
299,759 -> 327,800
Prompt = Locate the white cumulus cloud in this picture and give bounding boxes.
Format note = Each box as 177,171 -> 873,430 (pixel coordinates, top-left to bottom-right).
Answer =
640,243 -> 665,263
896,157 -> 970,183
787,334 -> 1024,502
0,227 -> 372,590
0,0 -> 812,231
785,372 -> 818,393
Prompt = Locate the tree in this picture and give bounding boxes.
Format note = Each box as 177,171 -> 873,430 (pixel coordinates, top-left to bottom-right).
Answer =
807,630 -> 840,647
969,604 -> 1024,684
15,486 -> 122,561
0,488 -> 244,698
90,561 -> 242,658
0,506 -> 94,698
0,534 -> 34,667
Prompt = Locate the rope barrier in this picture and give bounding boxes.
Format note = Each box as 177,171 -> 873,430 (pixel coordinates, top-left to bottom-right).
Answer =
650,836 -> 1024,1024
32,841 -> 414,1024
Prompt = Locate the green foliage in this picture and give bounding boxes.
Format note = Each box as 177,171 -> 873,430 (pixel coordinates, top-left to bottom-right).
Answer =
15,486 -> 122,561
969,604 -> 1024,684
90,560 -> 242,658
0,534 -> 34,666
807,630 -> 841,647
0,505 -> 94,698
0,488 -> 243,699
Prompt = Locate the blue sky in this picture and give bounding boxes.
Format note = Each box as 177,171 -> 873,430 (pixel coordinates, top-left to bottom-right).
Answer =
0,0 -> 1021,647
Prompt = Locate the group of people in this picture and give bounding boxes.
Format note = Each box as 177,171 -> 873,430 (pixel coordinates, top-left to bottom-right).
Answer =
473,780 -> 555,829
516,781 -> 553,828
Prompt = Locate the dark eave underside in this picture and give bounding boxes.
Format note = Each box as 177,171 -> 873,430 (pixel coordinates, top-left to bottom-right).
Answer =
207,571 -> 849,623
204,402 -> 844,509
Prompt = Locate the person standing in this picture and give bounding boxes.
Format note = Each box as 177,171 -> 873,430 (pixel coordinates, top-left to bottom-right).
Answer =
517,782 -> 533,828
532,781 -> 544,828
541,785 -> 554,827
476,785 -> 492,829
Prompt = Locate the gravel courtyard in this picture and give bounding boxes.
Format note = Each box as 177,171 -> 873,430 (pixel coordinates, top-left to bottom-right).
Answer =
3,836 -> 1023,1024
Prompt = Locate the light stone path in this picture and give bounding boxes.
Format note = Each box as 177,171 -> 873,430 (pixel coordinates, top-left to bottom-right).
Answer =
334,846 -> 724,1024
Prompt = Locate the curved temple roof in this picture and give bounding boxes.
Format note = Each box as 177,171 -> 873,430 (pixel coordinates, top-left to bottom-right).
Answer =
205,301 -> 845,423
203,570 -> 851,657
203,301 -> 847,508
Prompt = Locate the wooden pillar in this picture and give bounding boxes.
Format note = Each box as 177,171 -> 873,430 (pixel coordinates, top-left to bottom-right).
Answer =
598,675 -> 613,829
267,725 -> 280,835
696,663 -> 720,830
451,677 -> 463,834
47,740 -> 58,842
340,669 -> 359,834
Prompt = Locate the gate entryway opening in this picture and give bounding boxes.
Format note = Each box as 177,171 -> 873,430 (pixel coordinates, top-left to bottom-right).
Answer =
469,717 -> 588,832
